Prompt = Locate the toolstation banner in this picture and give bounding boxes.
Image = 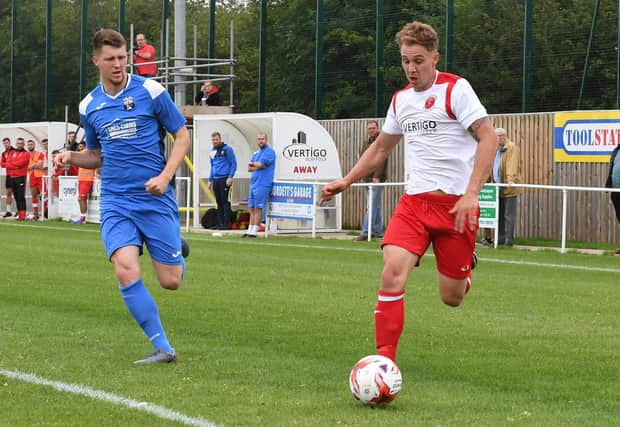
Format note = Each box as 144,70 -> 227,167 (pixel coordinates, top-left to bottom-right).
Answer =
553,111 -> 620,163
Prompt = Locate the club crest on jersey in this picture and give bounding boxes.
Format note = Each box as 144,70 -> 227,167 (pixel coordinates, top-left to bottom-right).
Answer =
123,96 -> 135,111
424,95 -> 437,109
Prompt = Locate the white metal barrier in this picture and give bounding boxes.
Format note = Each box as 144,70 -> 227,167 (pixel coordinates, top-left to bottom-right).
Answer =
353,181 -> 620,253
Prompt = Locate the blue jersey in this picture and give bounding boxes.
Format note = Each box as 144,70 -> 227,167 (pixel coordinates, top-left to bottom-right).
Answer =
250,145 -> 276,188
79,74 -> 186,196
209,143 -> 237,181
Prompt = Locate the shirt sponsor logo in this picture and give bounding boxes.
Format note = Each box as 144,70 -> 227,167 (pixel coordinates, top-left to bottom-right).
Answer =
401,119 -> 438,135
105,119 -> 138,140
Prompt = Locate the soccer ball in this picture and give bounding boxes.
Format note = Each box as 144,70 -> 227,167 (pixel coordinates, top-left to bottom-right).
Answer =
349,355 -> 402,406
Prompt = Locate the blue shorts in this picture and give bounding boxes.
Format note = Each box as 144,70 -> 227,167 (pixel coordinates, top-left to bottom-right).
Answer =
248,185 -> 271,209
100,190 -> 183,265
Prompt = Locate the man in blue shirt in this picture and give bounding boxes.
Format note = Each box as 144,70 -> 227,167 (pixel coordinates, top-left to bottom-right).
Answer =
208,131 -> 237,229
55,29 -> 190,365
243,132 -> 276,238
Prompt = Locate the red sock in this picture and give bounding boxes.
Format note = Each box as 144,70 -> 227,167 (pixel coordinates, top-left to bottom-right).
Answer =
374,290 -> 405,362
465,270 -> 472,294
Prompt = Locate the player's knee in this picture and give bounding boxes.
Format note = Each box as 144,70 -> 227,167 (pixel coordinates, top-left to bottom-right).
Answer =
114,265 -> 140,285
381,267 -> 407,291
159,275 -> 182,290
441,294 -> 463,307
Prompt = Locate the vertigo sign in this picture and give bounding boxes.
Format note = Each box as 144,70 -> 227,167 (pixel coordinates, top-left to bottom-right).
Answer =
553,111 -> 620,162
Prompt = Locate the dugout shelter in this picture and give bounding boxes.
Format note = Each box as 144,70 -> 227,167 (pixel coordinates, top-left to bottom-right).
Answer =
191,112 -> 343,234
0,122 -> 83,218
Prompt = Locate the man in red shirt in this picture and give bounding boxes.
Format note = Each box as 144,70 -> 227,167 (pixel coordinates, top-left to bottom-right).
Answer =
133,33 -> 157,78
73,142 -> 97,224
6,137 -> 30,221
26,139 -> 44,220
1,137 -> 15,217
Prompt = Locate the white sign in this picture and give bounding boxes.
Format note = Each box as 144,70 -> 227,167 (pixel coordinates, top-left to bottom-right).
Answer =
269,182 -> 315,220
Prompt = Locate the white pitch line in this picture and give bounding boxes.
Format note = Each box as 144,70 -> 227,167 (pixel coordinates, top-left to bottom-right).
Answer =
0,369 -> 221,427
195,238 -> 620,274
2,222 -> 619,273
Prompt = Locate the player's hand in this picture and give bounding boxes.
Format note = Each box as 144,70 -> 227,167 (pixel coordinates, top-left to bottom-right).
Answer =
145,175 -> 168,195
53,151 -> 71,169
225,177 -> 233,187
449,193 -> 479,233
319,180 -> 348,205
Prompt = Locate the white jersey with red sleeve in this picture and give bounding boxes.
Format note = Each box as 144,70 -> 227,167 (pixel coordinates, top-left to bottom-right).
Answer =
382,71 -> 488,196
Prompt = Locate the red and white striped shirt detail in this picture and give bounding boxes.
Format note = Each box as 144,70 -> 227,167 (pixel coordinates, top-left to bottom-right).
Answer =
382,71 -> 487,196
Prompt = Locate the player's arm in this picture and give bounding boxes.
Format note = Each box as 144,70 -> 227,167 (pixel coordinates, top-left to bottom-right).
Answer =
320,132 -> 400,203
55,149 -> 102,170
449,117 -> 498,232
145,126 -> 190,195
226,147 -> 237,187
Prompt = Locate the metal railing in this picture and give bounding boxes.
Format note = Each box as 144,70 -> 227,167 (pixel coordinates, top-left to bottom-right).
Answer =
354,181 -> 620,253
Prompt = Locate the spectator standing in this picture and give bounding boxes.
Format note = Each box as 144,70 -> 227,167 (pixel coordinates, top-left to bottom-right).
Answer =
66,131 -> 79,152
243,132 -> 275,238
320,21 -> 497,362
26,139 -> 44,220
40,139 -> 49,218
73,142 -> 97,224
55,29 -> 190,365
194,81 -> 221,106
355,120 -> 388,241
208,131 -> 237,230
606,145 -> 620,254
6,137 -> 30,221
133,33 -> 157,78
1,137 -> 15,217
480,127 -> 522,246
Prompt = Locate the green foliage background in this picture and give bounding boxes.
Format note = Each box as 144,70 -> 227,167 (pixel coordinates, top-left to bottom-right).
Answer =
1,0 -> 619,124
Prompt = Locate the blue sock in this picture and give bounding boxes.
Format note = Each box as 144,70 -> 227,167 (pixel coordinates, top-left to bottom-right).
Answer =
120,278 -> 174,355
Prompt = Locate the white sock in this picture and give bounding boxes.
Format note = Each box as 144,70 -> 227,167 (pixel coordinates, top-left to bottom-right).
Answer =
248,225 -> 257,235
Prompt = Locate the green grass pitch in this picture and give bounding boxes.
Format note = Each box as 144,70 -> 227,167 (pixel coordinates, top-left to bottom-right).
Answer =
0,221 -> 619,426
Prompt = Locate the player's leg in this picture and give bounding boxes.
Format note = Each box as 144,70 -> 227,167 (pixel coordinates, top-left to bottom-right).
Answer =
222,181 -> 233,229
375,194 -> 429,362
376,245 -> 419,361
433,226 -> 478,306
212,178 -> 226,228
30,183 -> 40,219
139,199 -> 186,290
4,176 -> 14,217
112,246 -> 176,361
423,193 -> 478,306
102,212 -> 176,362
13,176 -> 27,220
246,186 -> 267,237
243,188 -> 257,237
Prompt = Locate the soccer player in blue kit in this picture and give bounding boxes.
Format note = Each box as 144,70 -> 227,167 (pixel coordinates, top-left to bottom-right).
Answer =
55,29 -> 190,365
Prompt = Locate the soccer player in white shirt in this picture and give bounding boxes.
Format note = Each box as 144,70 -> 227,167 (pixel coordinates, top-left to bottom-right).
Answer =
320,21 -> 498,362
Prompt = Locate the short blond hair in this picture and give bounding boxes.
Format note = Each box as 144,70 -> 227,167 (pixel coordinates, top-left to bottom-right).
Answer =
395,21 -> 438,51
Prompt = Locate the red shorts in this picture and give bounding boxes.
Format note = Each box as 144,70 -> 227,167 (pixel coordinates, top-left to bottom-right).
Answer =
78,181 -> 94,200
29,176 -> 42,191
381,192 -> 479,280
